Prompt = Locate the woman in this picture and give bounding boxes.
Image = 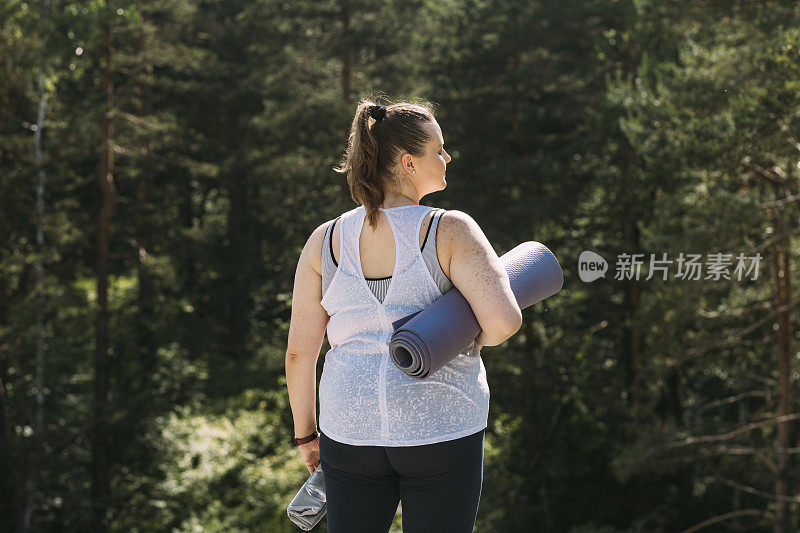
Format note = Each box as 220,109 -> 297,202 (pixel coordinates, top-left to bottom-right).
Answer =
285,97 -> 522,533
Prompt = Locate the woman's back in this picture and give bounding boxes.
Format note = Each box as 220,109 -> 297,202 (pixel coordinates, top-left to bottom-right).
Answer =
318,204 -> 490,446
324,207 -> 454,303
325,207 -> 521,346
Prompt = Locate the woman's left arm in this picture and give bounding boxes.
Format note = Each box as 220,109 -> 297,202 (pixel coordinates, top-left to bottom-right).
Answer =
285,222 -> 331,443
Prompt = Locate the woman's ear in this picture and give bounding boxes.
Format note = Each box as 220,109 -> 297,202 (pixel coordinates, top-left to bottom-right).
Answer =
400,153 -> 414,176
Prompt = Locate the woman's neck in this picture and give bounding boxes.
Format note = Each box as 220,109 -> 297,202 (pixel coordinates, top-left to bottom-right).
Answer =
380,191 -> 419,208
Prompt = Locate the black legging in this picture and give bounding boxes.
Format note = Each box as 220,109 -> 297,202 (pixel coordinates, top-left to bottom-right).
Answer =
318,428 -> 485,533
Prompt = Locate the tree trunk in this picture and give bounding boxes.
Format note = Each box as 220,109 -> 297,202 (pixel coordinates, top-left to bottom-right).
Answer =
621,177 -> 643,415
770,181 -> 793,533
509,9 -> 529,160
0,346 -> 8,523
617,69 -> 644,418
224,157 -> 250,361
341,0 -> 351,104
93,21 -> 116,533
135,63 -> 157,394
21,63 -> 49,533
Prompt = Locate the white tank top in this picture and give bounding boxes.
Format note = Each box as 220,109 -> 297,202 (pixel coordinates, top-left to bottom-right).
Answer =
319,204 -> 490,446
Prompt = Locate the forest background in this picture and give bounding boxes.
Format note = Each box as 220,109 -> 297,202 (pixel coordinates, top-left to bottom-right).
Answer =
1,0 -> 799,531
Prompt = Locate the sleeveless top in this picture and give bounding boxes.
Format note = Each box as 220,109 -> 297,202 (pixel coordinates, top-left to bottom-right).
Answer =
322,207 -> 454,304
318,204 -> 490,446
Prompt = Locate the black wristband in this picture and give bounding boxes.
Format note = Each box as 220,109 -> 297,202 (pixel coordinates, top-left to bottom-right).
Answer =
293,429 -> 319,446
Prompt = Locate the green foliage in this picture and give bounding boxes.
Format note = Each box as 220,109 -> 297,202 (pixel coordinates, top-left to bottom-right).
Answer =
115,388 -> 299,532
1,0 -> 798,531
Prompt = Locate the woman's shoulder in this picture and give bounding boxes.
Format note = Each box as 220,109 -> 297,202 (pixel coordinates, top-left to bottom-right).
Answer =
435,209 -> 481,251
302,218 -> 339,277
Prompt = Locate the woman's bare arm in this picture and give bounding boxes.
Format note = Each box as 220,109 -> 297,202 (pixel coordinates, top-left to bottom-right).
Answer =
438,210 -> 522,347
285,221 -> 331,438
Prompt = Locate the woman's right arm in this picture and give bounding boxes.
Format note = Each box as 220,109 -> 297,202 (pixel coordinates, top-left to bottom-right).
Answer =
438,210 -> 522,347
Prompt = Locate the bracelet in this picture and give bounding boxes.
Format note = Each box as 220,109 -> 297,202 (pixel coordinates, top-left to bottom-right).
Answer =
293,429 -> 319,446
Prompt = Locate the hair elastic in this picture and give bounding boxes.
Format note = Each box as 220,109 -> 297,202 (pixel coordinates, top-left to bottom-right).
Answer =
369,104 -> 387,122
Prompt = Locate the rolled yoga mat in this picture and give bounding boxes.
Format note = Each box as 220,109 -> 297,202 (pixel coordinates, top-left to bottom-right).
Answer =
389,241 -> 563,380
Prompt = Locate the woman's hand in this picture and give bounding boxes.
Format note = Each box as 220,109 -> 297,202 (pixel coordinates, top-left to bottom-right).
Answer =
298,436 -> 320,475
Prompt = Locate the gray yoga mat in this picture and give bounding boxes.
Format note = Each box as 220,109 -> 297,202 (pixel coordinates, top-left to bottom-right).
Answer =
389,241 -> 563,379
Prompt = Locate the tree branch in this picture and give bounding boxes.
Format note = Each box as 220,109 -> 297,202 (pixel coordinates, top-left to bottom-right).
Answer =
699,391 -> 770,413
675,295 -> 800,365
664,412 -> 800,449
715,475 -> 800,503
740,159 -> 786,187
702,444 -> 777,473
679,509 -> 772,533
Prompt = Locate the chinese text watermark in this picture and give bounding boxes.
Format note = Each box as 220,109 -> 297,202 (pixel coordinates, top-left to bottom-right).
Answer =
578,251 -> 762,283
